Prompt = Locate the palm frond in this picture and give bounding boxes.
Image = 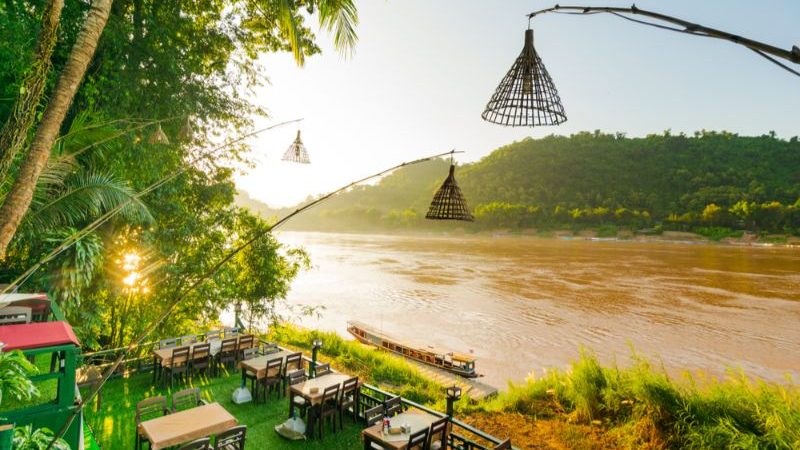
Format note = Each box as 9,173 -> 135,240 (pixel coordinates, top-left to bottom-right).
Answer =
26,171 -> 153,230
277,0 -> 304,66
317,0 -> 359,58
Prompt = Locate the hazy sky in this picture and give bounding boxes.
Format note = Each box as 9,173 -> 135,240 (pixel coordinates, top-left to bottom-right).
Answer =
235,0 -> 800,207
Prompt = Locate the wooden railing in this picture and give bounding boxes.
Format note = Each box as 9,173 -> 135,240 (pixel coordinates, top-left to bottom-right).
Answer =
77,334 -> 515,450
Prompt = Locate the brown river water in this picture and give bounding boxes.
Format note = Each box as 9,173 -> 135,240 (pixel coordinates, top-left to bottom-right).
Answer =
274,232 -> 800,389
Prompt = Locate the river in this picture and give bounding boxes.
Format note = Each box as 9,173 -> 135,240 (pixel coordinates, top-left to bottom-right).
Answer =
274,232 -> 800,388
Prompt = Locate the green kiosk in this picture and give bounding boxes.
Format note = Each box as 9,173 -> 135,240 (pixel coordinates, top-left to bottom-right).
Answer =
0,320 -> 83,449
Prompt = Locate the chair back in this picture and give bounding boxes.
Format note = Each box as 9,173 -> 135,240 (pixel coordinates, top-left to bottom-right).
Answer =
384,395 -> 403,417
284,353 -> 302,374
287,369 -> 307,386
205,330 -> 221,341
192,343 -> 210,360
220,338 -> 237,355
136,396 -> 168,424
365,404 -> 385,426
224,327 -> 239,338
159,338 -> 178,349
0,306 -> 32,325
427,417 -> 449,450
341,377 -> 358,401
172,388 -> 202,412
178,438 -> 210,450
242,347 -> 258,361
171,346 -> 190,367
322,384 -> 340,406
493,438 -> 512,450
214,425 -> 246,450
314,362 -> 331,377
180,334 -> 197,345
262,342 -> 280,354
265,357 -> 283,378
237,335 -> 254,351
407,427 -> 429,449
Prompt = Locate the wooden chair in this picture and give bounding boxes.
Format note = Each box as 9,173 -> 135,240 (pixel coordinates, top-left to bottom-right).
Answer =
257,357 -> 283,402
159,338 -> 178,349
426,417 -> 449,450
178,437 -> 210,450
215,338 -> 238,375
262,342 -> 280,354
287,369 -> 308,419
135,396 -> 169,450
171,387 -> 206,413
163,346 -> 190,388
205,330 -> 221,341
241,348 -> 260,395
281,352 -> 303,394
315,384 -> 340,439
338,377 -> 359,429
407,428 -> 429,450
314,362 -> 331,377
190,343 -> 211,378
492,438 -> 512,449
364,404 -> 385,426
180,334 -> 198,345
236,335 -> 255,361
223,327 -> 239,338
214,425 -> 246,450
384,395 -> 403,417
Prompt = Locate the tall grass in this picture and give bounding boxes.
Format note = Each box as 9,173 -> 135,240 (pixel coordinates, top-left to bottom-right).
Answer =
463,350 -> 800,449
267,324 -> 445,405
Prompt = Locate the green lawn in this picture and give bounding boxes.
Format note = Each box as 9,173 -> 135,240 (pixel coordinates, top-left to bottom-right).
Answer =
81,367 -> 364,449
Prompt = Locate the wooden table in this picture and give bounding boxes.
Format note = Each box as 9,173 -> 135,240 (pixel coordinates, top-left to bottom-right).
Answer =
138,402 -> 237,450
238,349 -> 295,381
362,410 -> 442,450
290,373 -> 356,438
151,341 -> 220,384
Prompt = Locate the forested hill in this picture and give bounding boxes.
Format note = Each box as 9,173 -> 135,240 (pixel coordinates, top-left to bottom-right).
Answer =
239,131 -> 800,235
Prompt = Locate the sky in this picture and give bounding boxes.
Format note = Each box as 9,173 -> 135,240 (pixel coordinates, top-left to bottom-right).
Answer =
234,0 -> 800,207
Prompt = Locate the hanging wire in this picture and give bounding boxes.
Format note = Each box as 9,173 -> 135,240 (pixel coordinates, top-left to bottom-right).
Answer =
42,149 -> 463,448
528,5 -> 800,79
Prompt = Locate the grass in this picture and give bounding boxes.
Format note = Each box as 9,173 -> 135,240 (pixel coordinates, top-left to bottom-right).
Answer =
693,226 -> 745,241
459,350 -> 800,449
81,367 -> 363,450
267,324 -> 446,406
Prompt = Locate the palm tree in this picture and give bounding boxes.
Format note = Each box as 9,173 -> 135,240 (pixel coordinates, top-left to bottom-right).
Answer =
0,0 -> 359,259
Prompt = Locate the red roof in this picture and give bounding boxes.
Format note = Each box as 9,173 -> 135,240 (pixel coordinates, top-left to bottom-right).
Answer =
0,321 -> 80,351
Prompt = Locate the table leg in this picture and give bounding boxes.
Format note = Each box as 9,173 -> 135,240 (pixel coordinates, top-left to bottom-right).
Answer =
306,404 -> 319,440
151,356 -> 157,385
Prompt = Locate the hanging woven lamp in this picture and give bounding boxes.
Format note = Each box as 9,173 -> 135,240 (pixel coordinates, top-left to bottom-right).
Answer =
177,117 -> 194,141
147,123 -> 170,145
426,160 -> 473,222
482,28 -> 567,127
282,130 -> 310,164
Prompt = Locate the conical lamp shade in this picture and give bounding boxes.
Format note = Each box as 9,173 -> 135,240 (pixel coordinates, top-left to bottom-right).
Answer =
426,164 -> 473,221
482,29 -> 567,127
178,117 -> 194,141
148,123 -> 170,145
282,130 -> 310,164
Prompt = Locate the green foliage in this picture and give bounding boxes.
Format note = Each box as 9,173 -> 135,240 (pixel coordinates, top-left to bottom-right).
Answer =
465,351 -> 800,449
245,132 -> 800,235
0,350 -> 38,406
12,425 -> 69,450
693,227 -> 744,241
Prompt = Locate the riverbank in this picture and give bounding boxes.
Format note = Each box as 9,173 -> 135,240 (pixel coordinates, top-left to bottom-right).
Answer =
269,324 -> 800,449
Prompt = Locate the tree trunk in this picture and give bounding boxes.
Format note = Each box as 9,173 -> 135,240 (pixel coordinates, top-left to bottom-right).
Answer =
0,0 -> 114,259
0,0 -> 65,184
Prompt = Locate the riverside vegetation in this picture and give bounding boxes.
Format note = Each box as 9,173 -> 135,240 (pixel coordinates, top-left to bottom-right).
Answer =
272,325 -> 800,449
241,131 -> 800,241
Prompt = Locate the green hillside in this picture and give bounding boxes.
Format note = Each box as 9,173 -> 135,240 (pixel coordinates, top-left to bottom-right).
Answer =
240,131 -> 800,236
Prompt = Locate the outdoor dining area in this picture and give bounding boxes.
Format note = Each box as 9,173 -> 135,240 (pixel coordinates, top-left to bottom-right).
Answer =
79,327 -> 513,449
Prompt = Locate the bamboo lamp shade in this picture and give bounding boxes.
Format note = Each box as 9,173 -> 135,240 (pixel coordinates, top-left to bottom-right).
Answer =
147,123 -> 170,145
482,29 -> 567,127
282,130 -> 310,164
426,164 -> 473,222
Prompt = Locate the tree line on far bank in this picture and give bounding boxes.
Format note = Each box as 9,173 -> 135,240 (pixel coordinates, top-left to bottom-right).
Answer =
241,131 -> 800,239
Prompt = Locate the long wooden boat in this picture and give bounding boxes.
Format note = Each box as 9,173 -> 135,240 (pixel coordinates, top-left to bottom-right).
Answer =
346,320 -> 479,378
